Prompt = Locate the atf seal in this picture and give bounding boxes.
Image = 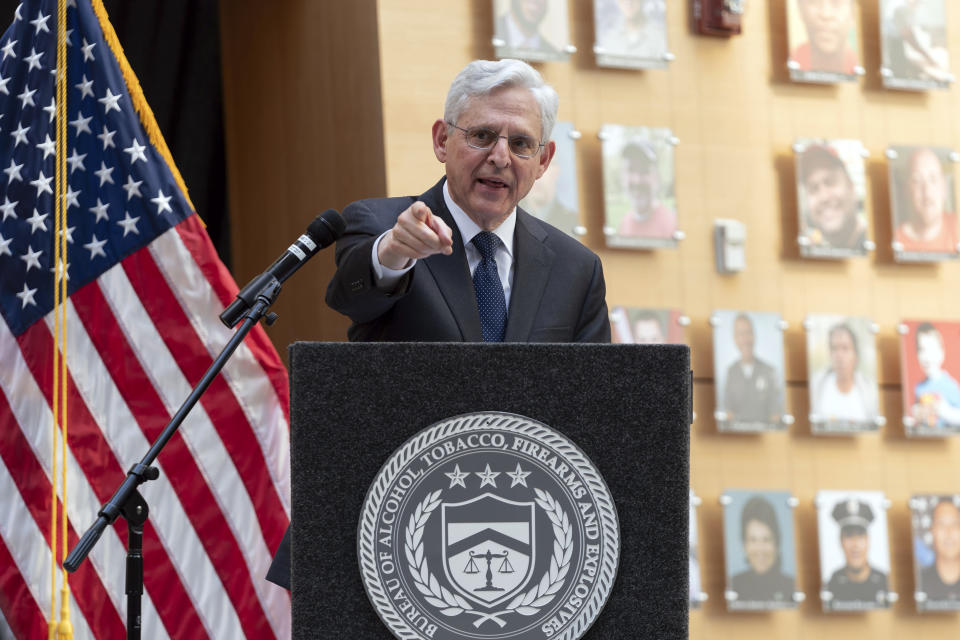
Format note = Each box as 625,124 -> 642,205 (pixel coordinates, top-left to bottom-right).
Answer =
358,412 -> 619,640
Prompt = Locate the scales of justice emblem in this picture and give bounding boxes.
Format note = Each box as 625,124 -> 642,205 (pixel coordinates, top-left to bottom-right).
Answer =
442,494 -> 534,611
358,412 -> 620,640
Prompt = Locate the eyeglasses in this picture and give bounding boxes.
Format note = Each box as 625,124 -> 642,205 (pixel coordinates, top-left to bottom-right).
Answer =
446,122 -> 544,159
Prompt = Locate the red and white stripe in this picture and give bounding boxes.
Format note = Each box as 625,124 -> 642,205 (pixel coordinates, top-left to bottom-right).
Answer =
0,217 -> 292,639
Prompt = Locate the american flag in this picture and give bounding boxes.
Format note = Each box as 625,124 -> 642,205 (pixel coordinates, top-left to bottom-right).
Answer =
0,1 -> 292,638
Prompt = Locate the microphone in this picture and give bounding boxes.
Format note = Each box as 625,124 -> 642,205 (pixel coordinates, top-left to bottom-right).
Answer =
219,209 -> 346,328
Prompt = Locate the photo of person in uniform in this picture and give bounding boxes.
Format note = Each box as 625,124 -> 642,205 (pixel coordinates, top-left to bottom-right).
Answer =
819,493 -> 890,611
808,316 -> 880,431
881,0 -> 951,88
890,145 -> 958,258
725,493 -> 796,610
593,0 -> 669,68
602,126 -> 678,249
796,142 -> 869,257
715,311 -> 786,431
788,0 -> 859,79
914,496 -> 960,605
493,0 -> 569,61
520,121 -> 580,238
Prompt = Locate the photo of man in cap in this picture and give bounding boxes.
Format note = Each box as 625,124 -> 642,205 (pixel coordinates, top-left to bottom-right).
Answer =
614,140 -> 677,241
823,495 -> 890,609
796,141 -> 869,257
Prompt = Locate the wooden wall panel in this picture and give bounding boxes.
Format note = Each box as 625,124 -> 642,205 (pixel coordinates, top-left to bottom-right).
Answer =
371,1 -> 960,638
219,0 -> 385,360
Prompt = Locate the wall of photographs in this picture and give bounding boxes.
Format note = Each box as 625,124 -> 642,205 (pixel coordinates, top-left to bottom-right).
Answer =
372,1 -> 960,637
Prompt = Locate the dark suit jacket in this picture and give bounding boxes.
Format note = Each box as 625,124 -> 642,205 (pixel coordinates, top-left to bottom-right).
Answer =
266,178 -> 610,589
325,177 -> 610,343
723,357 -> 783,425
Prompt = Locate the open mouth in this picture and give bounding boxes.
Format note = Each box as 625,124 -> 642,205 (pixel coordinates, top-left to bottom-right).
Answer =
478,177 -> 509,189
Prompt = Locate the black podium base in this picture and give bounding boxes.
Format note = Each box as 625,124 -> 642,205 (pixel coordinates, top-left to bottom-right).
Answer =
289,342 -> 690,639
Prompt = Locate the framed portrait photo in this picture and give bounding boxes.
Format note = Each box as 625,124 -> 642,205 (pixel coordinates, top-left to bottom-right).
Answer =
711,310 -> 789,433
519,121 -> 584,240
689,490 -> 705,608
593,0 -> 672,69
898,320 -> 960,437
887,145 -> 959,262
910,494 -> 960,610
787,0 -> 863,83
601,125 -> 680,249
794,139 -> 872,259
880,0 -> 953,91
609,306 -> 687,345
816,490 -> 892,612
722,489 -> 799,611
805,314 -> 882,434
492,0 -> 572,62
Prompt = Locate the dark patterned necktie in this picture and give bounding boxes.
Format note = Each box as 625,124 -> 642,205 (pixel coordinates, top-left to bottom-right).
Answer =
471,231 -> 507,342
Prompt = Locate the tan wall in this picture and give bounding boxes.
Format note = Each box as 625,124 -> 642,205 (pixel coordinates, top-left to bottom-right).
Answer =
374,1 -> 960,638
223,0 -> 960,636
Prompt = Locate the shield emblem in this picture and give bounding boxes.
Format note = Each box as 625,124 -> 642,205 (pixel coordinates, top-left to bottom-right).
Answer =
442,493 -> 536,608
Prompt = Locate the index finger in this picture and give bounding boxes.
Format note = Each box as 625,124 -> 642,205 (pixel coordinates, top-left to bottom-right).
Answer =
409,201 -> 433,222
426,213 -> 453,246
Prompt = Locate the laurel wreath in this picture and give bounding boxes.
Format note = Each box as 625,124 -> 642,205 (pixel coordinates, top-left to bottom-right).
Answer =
404,486 -> 572,628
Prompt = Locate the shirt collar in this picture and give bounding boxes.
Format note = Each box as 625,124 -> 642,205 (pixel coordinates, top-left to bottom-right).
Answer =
443,180 -> 515,258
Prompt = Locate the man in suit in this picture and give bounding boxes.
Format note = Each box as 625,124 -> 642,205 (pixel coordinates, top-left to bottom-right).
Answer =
325,59 -> 609,344
267,58 -> 610,588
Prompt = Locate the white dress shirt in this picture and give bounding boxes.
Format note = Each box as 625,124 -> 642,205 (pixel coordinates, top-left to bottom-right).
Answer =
371,181 -> 516,308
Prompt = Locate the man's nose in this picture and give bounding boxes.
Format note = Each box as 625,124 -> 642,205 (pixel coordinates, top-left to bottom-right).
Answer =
487,136 -> 512,168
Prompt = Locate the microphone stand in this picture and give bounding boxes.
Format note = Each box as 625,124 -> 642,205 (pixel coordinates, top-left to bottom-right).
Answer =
63,277 -> 283,640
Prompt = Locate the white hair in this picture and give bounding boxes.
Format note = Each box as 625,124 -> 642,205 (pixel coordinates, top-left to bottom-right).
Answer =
443,59 -> 559,143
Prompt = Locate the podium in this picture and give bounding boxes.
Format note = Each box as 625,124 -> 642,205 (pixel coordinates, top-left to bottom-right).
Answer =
288,342 -> 691,639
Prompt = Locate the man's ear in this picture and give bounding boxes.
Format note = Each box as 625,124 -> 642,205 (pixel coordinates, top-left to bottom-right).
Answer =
432,119 -> 449,163
536,139 -> 556,179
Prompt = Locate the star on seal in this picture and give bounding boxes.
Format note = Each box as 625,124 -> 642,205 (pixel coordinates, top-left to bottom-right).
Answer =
506,463 -> 531,488
444,464 -> 469,489
475,463 -> 499,488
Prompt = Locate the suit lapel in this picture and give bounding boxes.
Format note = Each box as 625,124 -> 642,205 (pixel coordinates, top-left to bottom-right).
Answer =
504,210 -> 554,341
419,180 -> 483,341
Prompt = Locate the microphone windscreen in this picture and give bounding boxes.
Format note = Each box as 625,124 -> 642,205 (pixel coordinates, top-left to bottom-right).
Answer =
308,209 -> 346,248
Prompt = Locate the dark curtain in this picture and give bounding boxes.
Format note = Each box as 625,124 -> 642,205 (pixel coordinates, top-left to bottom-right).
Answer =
0,0 -> 230,266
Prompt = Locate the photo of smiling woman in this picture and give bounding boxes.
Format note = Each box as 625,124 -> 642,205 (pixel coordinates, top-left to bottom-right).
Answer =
723,490 -> 798,611
806,314 -> 881,434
